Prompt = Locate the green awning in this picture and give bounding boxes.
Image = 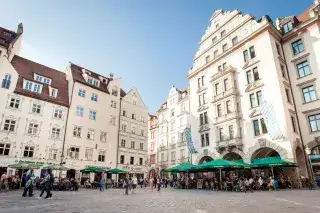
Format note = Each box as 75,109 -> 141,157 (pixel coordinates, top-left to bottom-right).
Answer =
250,157 -> 296,168
8,162 -> 41,169
80,167 -> 104,173
163,163 -> 196,173
42,163 -> 68,170
310,155 -> 320,163
198,159 -> 245,170
106,168 -> 127,174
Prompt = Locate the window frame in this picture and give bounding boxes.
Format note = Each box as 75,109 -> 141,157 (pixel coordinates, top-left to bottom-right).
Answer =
291,39 -> 304,56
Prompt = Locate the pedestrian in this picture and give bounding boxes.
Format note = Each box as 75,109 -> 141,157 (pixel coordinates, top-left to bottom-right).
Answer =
124,176 -> 129,195
157,177 -> 161,191
38,169 -> 53,199
132,175 -> 137,194
22,169 -> 35,197
149,176 -> 154,191
153,176 -> 157,190
99,174 -> 105,192
140,177 -> 143,188
0,172 -> 9,192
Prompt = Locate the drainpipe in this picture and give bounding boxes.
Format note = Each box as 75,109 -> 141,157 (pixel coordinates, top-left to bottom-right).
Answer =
115,96 -> 122,179
280,44 -> 311,180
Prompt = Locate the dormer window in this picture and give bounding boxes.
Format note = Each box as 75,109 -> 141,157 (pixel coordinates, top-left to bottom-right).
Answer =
3,32 -> 11,37
50,88 -> 58,98
283,21 -> 293,34
34,74 -> 51,85
24,80 -> 42,94
112,86 -> 118,96
87,77 -> 99,87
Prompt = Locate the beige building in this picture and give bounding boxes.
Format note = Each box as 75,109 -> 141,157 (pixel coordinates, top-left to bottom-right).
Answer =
117,87 -> 148,178
148,114 -> 158,178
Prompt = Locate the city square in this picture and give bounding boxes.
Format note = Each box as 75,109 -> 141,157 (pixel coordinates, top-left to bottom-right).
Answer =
1,188 -> 320,213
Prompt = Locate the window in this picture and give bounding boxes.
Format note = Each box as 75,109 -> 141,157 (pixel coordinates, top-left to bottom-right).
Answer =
87,129 -> 95,140
140,116 -> 144,122
98,151 -> 105,162
283,21 -> 293,34
76,106 -> 84,117
257,91 -> 262,106
253,67 -> 259,81
285,89 -> 291,103
51,127 -> 61,139
171,109 -> 175,117
0,144 -> 10,156
9,98 -> 20,109
281,65 -> 286,78
224,79 -> 229,91
297,61 -> 310,78
276,43 -> 281,55
216,23 -> 219,28
132,126 -> 136,134
181,149 -> 185,159
23,146 -> 34,158
222,62 -> 227,70
218,65 -> 222,71
140,143 -> 144,150
122,110 -> 127,117
261,118 -> 268,134
303,86 -> 317,103
85,149 -> 93,160
204,112 -> 208,124
226,101 -> 231,113
122,123 -> 127,131
220,30 -> 226,37
139,158 -> 143,165
291,116 -> 297,133
48,149 -> 58,160
198,95 -> 203,106
111,100 -> 117,108
130,156 -> 134,165
24,81 -> 42,93
32,104 -> 42,114
1,74 -> 11,89
219,128 -> 224,141
214,50 -> 219,58
201,133 -> 209,147
50,88 -> 57,98
250,93 -> 257,108
121,139 -> 126,147
222,43 -> 228,52
25,81 -> 32,90
246,71 -> 253,85
100,131 -> 107,142
212,36 -> 217,44
249,46 -> 256,59
112,86 -> 118,96
89,111 -> 97,120
69,147 -> 79,159
91,93 -> 98,102
132,113 -> 136,120
73,126 -> 82,137
141,129 -> 144,136
243,50 -> 249,62
171,151 -> 176,160
203,92 -> 207,104
215,83 -> 220,95
109,115 -> 116,125
35,75 -> 51,85
161,153 -> 164,162
131,141 -> 135,149
309,114 -> 320,132
3,119 -> 16,131
87,77 -> 99,87
78,89 -> 86,97
205,55 -> 210,63
120,155 -> 125,164
291,39 -> 304,55
253,120 -> 260,136
232,36 -> 238,46
133,100 -> 136,105
27,123 -> 39,135
229,125 -> 234,139
200,113 -> 204,125
217,104 -> 222,117
54,109 -> 63,119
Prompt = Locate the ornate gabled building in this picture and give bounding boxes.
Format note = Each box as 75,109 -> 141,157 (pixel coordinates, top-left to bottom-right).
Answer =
187,0 -> 320,182
0,24 -> 23,61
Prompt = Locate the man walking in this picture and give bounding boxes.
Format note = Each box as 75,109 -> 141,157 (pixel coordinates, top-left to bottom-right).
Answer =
22,169 -> 35,197
99,174 -> 105,192
38,169 -> 52,199
132,175 -> 137,194
124,175 -> 129,195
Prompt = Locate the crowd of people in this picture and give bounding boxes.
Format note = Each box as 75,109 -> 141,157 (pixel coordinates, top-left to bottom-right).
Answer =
0,172 -> 21,191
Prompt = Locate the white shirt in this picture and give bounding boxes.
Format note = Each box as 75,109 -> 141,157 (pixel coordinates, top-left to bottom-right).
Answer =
249,178 -> 254,184
132,178 -> 138,185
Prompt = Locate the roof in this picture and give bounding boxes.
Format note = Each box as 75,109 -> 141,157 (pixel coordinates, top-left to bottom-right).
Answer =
0,27 -> 18,48
70,63 -> 112,94
11,56 -> 69,107
149,113 -> 157,119
120,89 -> 126,98
298,5 -> 313,22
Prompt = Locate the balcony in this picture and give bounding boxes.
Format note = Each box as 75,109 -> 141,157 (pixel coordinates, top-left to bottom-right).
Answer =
216,137 -> 243,153
212,87 -> 239,103
211,66 -> 236,82
170,144 -> 176,149
178,141 -> 187,147
159,145 -> 168,151
178,157 -> 190,163
215,111 -> 240,124
198,123 -> 210,133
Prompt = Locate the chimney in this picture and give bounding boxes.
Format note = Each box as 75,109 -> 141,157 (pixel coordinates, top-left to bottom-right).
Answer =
275,18 -> 281,30
17,23 -> 23,35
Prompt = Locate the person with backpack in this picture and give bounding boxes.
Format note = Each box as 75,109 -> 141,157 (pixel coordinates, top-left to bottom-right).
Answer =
38,169 -> 52,199
22,169 -> 35,197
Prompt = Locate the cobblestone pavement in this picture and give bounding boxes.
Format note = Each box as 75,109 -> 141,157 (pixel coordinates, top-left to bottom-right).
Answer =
0,188 -> 320,213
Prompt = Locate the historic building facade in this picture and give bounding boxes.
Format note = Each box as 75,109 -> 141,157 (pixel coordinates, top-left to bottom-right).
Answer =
187,1 -> 320,181
117,87 -> 148,178
148,114 -> 158,178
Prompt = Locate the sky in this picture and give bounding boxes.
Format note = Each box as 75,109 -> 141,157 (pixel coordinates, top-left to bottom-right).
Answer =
0,0 -> 312,113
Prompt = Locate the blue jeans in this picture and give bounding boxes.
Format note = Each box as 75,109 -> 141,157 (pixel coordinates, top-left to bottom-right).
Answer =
100,184 -> 105,191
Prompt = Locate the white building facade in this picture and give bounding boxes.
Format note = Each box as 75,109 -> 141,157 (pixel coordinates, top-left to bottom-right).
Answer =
117,87 -> 148,178
148,114 -> 158,178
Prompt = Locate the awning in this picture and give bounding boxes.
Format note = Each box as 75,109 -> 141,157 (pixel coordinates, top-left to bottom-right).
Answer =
106,168 -> 127,174
250,157 -> 296,168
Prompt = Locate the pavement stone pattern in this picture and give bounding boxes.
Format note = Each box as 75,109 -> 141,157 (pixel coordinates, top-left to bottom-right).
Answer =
0,188 -> 320,213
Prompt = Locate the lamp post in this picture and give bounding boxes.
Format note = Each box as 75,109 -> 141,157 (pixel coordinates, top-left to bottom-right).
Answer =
305,147 -> 317,188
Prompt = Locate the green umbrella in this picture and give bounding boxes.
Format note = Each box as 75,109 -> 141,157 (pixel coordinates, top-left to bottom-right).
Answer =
176,163 -> 198,172
80,167 -> 104,173
42,163 -> 68,170
198,159 -> 244,170
8,162 -> 40,169
250,157 -> 296,168
106,168 -> 127,174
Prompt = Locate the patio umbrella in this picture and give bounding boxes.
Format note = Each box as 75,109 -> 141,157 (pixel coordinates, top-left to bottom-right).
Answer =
80,167 -> 104,173
176,163 -> 198,172
8,162 -> 40,169
106,168 -> 127,174
250,157 -> 297,178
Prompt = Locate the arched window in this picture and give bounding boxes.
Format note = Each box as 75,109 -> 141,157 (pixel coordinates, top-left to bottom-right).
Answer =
1,74 -> 11,89
311,145 -> 320,155
111,86 -> 118,96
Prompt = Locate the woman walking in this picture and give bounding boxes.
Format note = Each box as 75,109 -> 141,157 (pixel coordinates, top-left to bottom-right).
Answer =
99,174 -> 105,192
22,169 -> 35,197
39,169 -> 52,199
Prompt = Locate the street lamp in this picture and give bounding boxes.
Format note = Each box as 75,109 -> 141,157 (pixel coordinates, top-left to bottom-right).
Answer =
305,147 -> 317,189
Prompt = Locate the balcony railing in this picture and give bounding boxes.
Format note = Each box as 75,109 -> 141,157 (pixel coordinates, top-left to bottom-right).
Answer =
212,88 -> 238,103
159,145 -> 168,151
170,144 -> 176,149
178,141 -> 187,147
214,111 -> 239,124
216,137 -> 243,153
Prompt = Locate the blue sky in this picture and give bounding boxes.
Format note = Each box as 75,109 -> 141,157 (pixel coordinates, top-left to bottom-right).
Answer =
0,0 -> 312,113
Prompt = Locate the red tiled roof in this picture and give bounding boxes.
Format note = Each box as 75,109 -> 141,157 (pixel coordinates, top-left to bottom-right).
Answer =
70,63 -> 112,94
0,27 -> 17,48
298,5 -> 312,22
11,56 -> 69,107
